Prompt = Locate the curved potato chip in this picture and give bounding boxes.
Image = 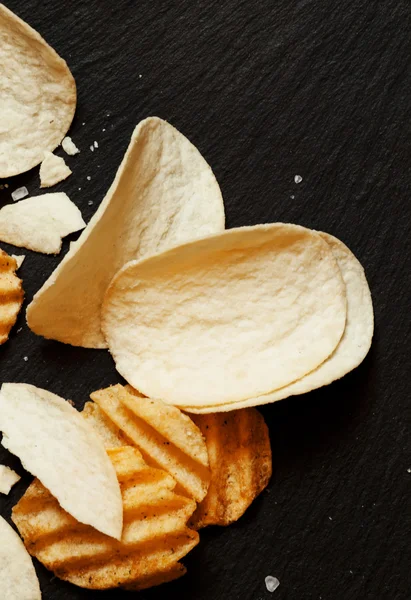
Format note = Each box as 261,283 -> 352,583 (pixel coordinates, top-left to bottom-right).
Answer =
90,385 -> 210,502
183,232 -> 374,412
12,446 -> 199,591
102,224 -> 347,407
27,117 -> 225,348
0,515 -> 41,600
190,409 -> 272,528
0,250 -> 24,345
0,5 -> 76,177
0,383 -> 123,540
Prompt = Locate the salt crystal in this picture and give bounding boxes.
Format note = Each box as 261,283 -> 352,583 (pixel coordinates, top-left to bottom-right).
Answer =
87,176 -> 91,181
294,175 -> 303,184
407,468 -> 411,473
94,141 -> 98,148
139,74 -> 142,78
78,187 -> 82,191
291,195 -> 295,199
82,122 -> 85,126
11,186 -> 29,201
329,516 -> 333,521
102,128 -> 106,132
90,145 -> 94,152
88,200 -> 93,206
5,184 -> 8,188
265,576 -> 280,593
23,356 -> 28,362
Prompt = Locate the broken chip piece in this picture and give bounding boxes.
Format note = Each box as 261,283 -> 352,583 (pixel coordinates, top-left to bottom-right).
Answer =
40,151 -> 72,188
0,383 -> 123,540
12,446 -> 199,590
90,384 -> 210,502
0,465 -> 21,495
0,250 -> 24,345
0,5 -> 76,178
27,117 -> 225,348
61,136 -> 80,156
190,408 -> 272,528
0,193 -> 85,254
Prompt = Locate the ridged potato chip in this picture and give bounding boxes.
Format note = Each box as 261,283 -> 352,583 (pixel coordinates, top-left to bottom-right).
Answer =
190,409 -> 272,528
102,223 -> 347,407
27,117 -> 225,348
0,5 -> 76,177
0,250 -> 24,345
90,385 -> 210,502
183,232 -> 374,413
12,446 -> 199,591
82,401 -> 128,448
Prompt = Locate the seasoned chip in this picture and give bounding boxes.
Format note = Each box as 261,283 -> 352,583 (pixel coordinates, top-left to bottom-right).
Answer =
0,5 -> 76,177
0,249 -> 24,345
0,193 -> 85,254
12,446 -> 199,591
190,409 -> 272,528
40,151 -> 72,188
90,384 -> 210,502
0,515 -> 42,600
27,117 -> 225,348
102,223 -> 347,407
82,401 -> 128,448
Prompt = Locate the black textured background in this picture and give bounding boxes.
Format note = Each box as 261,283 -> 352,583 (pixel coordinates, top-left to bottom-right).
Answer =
0,1 -> 410,599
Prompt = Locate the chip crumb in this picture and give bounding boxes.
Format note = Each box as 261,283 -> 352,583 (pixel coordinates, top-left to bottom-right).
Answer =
265,576 -> 280,593
67,399 -> 75,406
11,255 -> 25,269
294,175 -> 303,184
5,184 -> 9,188
0,465 -> 21,494
40,151 -> 72,188
62,136 -> 80,156
12,186 -> 29,201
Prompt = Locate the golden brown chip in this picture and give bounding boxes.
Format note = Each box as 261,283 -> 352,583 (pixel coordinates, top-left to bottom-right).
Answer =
12,446 -> 199,590
90,385 -> 210,502
190,409 -> 272,528
0,249 -> 24,344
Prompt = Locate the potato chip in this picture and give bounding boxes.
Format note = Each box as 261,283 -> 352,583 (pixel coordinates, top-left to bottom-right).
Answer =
12,446 -> 199,590
0,383 -> 122,539
0,5 -> 76,177
0,515 -> 42,600
183,232 -> 374,412
27,117 -> 225,348
39,151 -> 72,188
102,223 -> 347,408
0,250 -> 24,345
0,193 -> 85,254
190,409 -> 272,528
11,255 -> 25,269
0,465 -> 20,495
90,384 -> 210,502
82,401 -> 128,448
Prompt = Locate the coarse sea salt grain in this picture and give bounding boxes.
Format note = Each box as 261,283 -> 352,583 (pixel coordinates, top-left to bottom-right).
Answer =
90,145 -> 94,152
87,176 -> 91,181
265,576 -> 280,593
23,356 -> 28,362
11,186 -> 29,201
94,141 -> 98,148
294,175 -> 303,184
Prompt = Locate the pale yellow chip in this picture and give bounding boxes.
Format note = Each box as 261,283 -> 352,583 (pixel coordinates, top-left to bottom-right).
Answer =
90,384 -> 210,502
0,5 -> 76,177
190,409 -> 272,528
82,401 -> 128,448
102,223 -> 347,407
40,151 -> 72,188
12,446 -> 199,591
183,232 -> 374,413
0,515 -> 42,600
0,383 -> 123,540
27,116 -> 225,348
0,250 -> 24,345
0,193 -> 85,254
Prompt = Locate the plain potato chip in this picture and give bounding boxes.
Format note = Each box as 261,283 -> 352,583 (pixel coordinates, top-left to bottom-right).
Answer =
0,250 -> 24,345
0,465 -> 20,495
190,409 -> 272,528
27,117 -> 225,348
183,232 -> 374,412
90,384 -> 210,502
82,401 -> 128,448
0,515 -> 41,600
0,5 -> 76,177
0,193 -> 85,254
0,383 -> 122,540
12,446 -> 199,591
39,151 -> 72,188
102,223 -> 347,407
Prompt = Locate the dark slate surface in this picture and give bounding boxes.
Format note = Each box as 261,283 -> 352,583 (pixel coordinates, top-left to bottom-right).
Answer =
0,1 -> 410,598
